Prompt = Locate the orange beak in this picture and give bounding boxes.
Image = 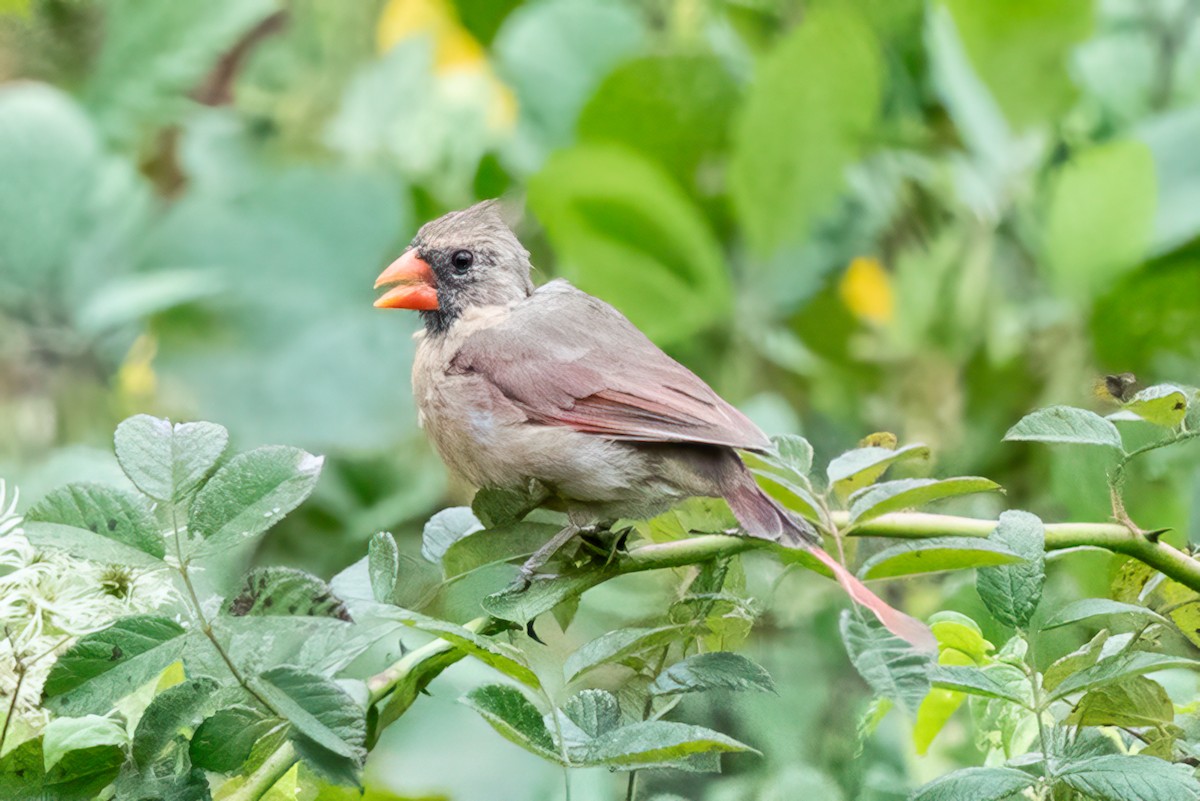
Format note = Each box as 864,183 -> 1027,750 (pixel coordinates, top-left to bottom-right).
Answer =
373,249 -> 439,310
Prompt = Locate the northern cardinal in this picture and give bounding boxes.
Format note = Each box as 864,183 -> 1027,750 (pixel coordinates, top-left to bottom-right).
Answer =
375,201 -> 931,648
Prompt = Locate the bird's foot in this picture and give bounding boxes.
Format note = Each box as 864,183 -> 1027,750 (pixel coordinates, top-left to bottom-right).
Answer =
506,563 -> 561,593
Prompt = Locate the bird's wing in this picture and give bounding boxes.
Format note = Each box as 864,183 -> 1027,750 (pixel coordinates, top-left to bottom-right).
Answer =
450,281 -> 771,450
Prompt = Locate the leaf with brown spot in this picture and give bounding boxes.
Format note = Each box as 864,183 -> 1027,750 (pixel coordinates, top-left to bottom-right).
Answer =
222,567 -> 352,622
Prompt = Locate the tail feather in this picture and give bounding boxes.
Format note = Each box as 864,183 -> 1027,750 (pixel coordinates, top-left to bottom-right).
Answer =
722,461 -> 935,651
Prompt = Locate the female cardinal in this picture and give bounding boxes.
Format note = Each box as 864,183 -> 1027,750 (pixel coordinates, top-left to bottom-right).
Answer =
374,200 -> 931,648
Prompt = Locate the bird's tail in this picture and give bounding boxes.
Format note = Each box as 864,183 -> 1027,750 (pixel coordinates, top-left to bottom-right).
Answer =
722,460 -> 935,651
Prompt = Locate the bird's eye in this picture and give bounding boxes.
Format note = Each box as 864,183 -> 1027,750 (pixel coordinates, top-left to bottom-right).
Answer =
451,250 -> 474,274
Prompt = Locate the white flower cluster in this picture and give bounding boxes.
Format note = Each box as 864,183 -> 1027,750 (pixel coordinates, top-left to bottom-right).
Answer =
0,480 -> 178,747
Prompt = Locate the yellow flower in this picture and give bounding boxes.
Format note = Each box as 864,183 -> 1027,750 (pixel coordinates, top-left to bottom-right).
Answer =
116,334 -> 158,406
375,0 -> 516,131
839,256 -> 894,326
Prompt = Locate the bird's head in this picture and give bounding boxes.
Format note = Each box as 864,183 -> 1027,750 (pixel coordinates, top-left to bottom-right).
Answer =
373,199 -> 534,333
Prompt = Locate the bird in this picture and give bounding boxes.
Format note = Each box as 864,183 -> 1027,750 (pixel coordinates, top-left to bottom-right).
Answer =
374,200 -> 931,648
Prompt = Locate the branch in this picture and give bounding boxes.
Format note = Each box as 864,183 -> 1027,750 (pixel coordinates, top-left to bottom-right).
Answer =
225,511 -> 1200,799
617,512 -> 1200,594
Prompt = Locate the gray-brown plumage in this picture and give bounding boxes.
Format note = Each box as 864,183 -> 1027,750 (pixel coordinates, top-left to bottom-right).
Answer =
375,200 -> 932,648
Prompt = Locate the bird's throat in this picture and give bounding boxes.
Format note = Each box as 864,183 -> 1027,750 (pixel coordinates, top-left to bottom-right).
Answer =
420,308 -> 456,336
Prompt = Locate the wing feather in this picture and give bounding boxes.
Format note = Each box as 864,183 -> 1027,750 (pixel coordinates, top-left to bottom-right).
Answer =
450,281 -> 770,451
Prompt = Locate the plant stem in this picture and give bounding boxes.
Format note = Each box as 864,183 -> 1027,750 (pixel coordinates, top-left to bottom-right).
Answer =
1023,633 -> 1054,775
626,647 -> 671,801
365,616 -> 489,705
617,512 -> 1200,593
169,507 -> 265,706
222,741 -> 299,801
0,663 -> 25,756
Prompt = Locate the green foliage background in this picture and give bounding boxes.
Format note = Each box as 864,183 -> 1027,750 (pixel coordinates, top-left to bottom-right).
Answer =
3,0 -> 1200,799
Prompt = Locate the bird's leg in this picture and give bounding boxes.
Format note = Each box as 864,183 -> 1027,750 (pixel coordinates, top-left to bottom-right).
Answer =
513,523 -> 581,590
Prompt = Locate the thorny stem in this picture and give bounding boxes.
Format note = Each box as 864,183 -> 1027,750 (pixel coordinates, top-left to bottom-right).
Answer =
618,512 -> 1200,594
1108,431 -> 1200,532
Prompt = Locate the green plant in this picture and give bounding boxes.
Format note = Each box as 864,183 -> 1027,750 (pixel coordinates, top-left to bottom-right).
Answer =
5,380 -> 1200,799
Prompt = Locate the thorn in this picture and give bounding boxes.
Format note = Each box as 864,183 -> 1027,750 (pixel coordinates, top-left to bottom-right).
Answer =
615,529 -> 630,552
1145,528 -> 1172,543
526,619 -> 545,645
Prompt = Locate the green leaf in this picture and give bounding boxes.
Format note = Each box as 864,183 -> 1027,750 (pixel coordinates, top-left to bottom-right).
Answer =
422,507 -> 483,565
1049,651 -> 1199,701
24,483 -> 165,564
527,144 -> 731,344
1065,677 -> 1174,728
858,537 -> 1023,580
576,54 -> 739,193
849,478 -> 1001,524
441,521 -> 563,578
581,720 -> 757,769
928,611 -> 993,663
913,684 -> 966,756
388,610 -> 540,689
493,0 -> 643,159
42,714 -> 127,771
1123,384 -> 1190,428
0,85 -> 105,316
649,652 -> 776,697
1042,139 -> 1155,300
750,471 -> 824,524
191,705 -> 285,774
730,6 -> 881,255
1043,630 -> 1108,692
1041,599 -> 1170,630
189,446 -> 323,555
460,684 -> 561,763
564,625 -> 686,682
76,268 -> 221,336
1003,406 -> 1123,449
929,666 -> 1030,707
113,760 -> 212,801
250,667 -> 366,762
131,677 -> 224,769
368,531 -> 399,604
976,510 -> 1045,628
839,611 -> 932,714
561,689 -> 621,739
925,3 -> 1010,167
223,566 -> 351,621
941,0 -> 1093,129
910,765 -> 1038,801
43,616 -> 189,715
1138,106 -> 1200,254
0,736 -> 124,801
471,484 -> 550,528
113,414 -> 229,503
772,434 -> 815,476
1057,754 -> 1200,801
826,444 -> 931,499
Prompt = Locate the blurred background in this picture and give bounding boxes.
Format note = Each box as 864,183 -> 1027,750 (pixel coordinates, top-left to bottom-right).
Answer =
3,0 -> 1200,798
